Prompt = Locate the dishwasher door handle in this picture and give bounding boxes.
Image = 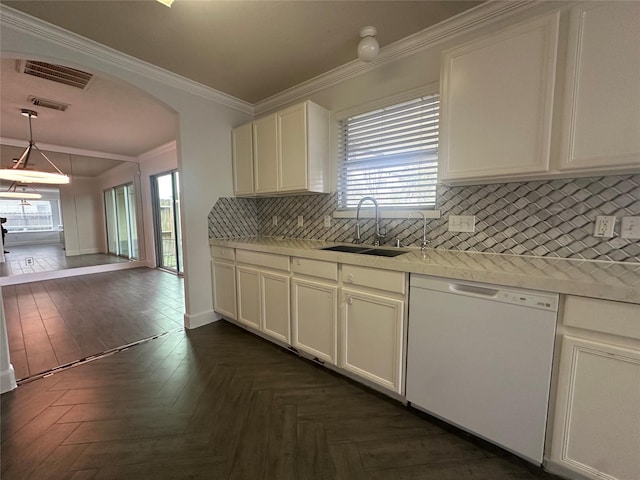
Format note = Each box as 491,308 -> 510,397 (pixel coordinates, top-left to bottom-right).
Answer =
448,283 -> 499,299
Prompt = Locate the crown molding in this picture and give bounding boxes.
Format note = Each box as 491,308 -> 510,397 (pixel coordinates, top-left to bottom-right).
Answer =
0,136 -> 138,162
254,0 -> 553,115
137,141 -> 177,163
0,6 -> 254,115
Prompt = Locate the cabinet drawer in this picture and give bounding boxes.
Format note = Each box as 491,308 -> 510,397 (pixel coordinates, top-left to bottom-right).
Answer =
563,296 -> 640,341
236,249 -> 290,272
341,265 -> 405,294
292,257 -> 337,281
211,246 -> 235,261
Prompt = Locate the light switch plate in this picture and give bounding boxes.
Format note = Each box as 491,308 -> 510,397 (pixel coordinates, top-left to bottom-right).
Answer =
448,215 -> 476,233
620,216 -> 640,239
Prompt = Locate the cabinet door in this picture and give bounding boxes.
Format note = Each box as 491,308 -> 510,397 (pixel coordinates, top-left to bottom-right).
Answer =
253,113 -> 278,194
341,289 -> 404,393
232,123 -> 254,196
551,336 -> 640,480
291,278 -> 338,364
236,266 -> 261,330
439,14 -> 559,182
278,103 -> 308,192
212,260 -> 236,319
261,270 -> 290,344
559,2 -> 640,171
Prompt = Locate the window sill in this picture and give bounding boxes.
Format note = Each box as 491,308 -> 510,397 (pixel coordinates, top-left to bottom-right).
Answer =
333,209 -> 441,219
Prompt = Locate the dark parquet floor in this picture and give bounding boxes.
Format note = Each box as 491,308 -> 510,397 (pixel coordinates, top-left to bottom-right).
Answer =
1,321 -> 563,480
3,268 -> 184,380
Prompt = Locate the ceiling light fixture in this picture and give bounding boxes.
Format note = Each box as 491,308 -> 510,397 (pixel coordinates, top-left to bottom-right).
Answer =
357,26 -> 379,62
156,0 -> 174,7
0,109 -> 70,185
0,183 -> 42,200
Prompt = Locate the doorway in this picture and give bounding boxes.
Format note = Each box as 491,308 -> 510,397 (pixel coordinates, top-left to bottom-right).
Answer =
152,171 -> 183,274
104,183 -> 138,259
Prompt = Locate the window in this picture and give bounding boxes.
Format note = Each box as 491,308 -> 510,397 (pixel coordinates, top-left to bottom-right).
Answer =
337,94 -> 439,209
0,199 -> 57,232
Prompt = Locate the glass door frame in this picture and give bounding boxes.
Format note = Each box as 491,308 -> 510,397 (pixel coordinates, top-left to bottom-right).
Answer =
151,170 -> 183,274
104,182 -> 137,260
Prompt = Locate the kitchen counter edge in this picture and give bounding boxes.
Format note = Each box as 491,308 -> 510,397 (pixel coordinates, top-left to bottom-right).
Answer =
210,237 -> 640,305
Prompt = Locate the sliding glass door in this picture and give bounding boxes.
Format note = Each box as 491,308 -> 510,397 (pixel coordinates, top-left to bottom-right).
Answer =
104,183 -> 138,259
152,171 -> 183,274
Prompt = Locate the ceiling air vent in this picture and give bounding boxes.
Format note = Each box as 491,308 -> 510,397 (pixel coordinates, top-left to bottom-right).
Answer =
28,96 -> 70,112
17,60 -> 94,90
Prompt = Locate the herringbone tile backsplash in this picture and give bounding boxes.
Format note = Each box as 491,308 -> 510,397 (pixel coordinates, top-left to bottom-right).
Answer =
209,174 -> 640,263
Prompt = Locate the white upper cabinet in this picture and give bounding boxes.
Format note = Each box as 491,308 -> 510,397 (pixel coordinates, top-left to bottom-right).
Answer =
253,113 -> 279,194
559,2 -> 640,172
232,100 -> 330,196
278,103 -> 308,192
231,122 -> 255,196
439,13 -> 559,183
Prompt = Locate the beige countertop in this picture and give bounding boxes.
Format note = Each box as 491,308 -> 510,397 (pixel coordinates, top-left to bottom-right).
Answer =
210,237 -> 640,305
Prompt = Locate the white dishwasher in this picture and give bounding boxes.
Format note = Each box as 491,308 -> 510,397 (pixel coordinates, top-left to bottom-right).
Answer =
406,274 -> 558,465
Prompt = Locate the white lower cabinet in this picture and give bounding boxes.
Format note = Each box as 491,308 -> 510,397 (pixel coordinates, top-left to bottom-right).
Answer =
211,246 -> 237,320
291,257 -> 339,364
341,288 -> 404,394
261,270 -> 290,343
339,265 -> 407,394
211,260 -> 237,319
235,250 -> 291,343
291,277 -> 338,364
549,296 -> 640,480
212,249 -> 406,397
236,266 -> 261,330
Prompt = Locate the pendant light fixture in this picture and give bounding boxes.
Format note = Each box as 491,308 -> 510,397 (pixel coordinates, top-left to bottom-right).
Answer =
0,182 -> 42,200
357,26 -> 379,62
0,109 -> 70,185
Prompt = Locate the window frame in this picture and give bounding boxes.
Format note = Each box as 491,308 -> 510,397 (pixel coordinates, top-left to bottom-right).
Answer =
0,198 -> 60,233
332,84 -> 441,219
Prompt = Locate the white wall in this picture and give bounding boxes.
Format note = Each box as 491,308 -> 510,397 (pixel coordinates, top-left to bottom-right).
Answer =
1,8 -> 253,329
59,177 -> 104,255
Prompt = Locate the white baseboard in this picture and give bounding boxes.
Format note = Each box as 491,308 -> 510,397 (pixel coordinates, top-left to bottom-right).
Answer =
544,459 -> 589,480
64,248 -> 103,256
0,364 -> 17,394
184,310 -> 221,329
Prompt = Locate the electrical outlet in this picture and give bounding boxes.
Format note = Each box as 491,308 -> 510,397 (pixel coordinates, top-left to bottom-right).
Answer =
324,215 -> 332,228
448,215 -> 476,233
594,216 -> 615,238
297,215 -> 304,227
272,215 -> 278,226
620,216 -> 640,239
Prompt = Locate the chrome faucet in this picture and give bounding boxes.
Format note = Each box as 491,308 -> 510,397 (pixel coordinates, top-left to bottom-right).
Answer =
354,196 -> 386,246
408,212 -> 429,252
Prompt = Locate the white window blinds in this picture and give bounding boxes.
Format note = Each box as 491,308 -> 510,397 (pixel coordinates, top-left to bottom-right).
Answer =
337,94 -> 439,209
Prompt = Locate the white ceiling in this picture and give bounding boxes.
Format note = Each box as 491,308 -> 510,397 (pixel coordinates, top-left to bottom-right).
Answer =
1,1 -> 482,172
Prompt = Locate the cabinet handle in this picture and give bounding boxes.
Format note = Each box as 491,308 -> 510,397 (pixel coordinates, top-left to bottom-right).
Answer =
346,296 -> 353,305
346,274 -> 354,283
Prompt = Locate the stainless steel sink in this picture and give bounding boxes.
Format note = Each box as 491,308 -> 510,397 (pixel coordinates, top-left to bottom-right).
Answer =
320,245 -> 373,254
319,245 -> 409,257
358,248 -> 408,257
